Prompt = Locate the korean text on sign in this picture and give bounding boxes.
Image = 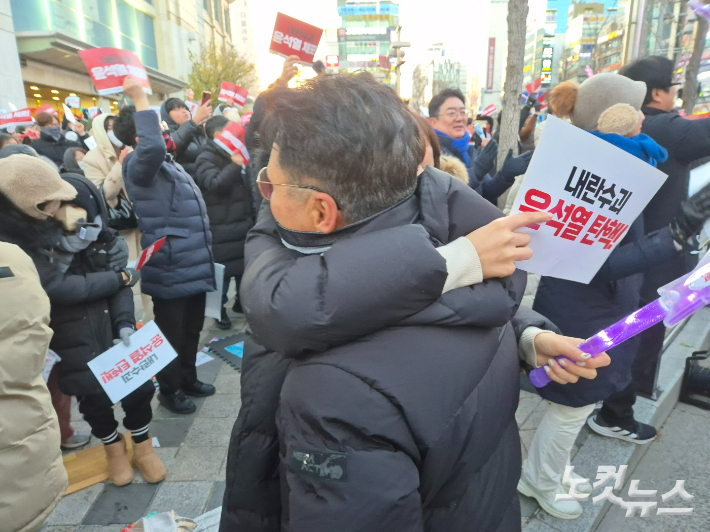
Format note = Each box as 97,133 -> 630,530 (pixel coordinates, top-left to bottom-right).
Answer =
269,13 -> 323,65
78,47 -> 152,96
87,321 -> 177,403
509,116 -> 667,284
218,81 -> 249,108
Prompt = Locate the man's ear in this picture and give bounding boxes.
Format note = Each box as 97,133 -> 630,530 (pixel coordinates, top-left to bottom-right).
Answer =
651,88 -> 664,104
308,192 -> 343,234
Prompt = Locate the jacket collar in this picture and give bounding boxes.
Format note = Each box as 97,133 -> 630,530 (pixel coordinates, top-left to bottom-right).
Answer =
642,106 -> 673,116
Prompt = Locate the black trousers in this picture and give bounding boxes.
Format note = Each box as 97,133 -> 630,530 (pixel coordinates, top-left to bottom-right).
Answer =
78,380 -> 154,439
153,292 -> 206,395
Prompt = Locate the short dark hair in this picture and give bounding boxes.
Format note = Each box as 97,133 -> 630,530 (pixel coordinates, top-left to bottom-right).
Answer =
413,113 -> 440,168
428,88 -> 466,118
0,133 -> 14,149
164,97 -> 188,114
205,116 -> 229,140
313,60 -> 326,75
36,112 -> 59,127
260,73 -> 421,223
621,56 -> 675,106
113,105 -> 137,147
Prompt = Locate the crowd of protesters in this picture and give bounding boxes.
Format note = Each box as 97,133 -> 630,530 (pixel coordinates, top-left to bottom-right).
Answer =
2,53 -> 710,532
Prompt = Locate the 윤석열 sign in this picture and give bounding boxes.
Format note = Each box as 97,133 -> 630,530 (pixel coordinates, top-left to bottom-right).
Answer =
269,13 -> 323,65
214,121 -> 250,163
78,47 -> 152,96
509,116 -> 667,284
87,321 -> 176,403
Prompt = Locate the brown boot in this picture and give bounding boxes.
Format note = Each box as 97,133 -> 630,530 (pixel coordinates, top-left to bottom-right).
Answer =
132,436 -> 167,483
104,434 -> 134,486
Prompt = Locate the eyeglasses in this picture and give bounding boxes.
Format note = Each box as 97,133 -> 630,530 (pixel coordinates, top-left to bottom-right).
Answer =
255,167 -> 340,207
433,109 -> 468,120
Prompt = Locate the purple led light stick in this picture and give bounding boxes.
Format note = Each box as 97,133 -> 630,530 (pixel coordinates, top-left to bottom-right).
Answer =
530,251 -> 710,388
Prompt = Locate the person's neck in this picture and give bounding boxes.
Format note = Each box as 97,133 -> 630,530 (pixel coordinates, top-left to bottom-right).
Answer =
644,102 -> 671,112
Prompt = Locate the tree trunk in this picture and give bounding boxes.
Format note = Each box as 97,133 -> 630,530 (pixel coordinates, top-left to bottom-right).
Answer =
497,0 -> 529,173
683,8 -> 709,115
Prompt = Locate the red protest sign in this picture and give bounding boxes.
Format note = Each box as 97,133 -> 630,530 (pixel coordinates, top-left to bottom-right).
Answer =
218,82 -> 249,108
136,237 -> 166,271
0,108 -> 35,129
269,13 -> 323,65
78,47 -> 152,96
480,104 -> 497,117
525,78 -> 542,95
35,104 -> 57,116
214,121 -> 250,163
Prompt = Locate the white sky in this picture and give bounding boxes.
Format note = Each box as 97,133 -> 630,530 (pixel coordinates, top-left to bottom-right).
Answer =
250,0 -> 550,97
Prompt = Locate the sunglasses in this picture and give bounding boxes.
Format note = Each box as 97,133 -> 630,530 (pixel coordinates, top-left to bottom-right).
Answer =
255,167 -> 340,208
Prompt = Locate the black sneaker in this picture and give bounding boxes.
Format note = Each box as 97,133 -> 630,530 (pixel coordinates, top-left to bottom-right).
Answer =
157,390 -> 196,414
587,413 -> 657,444
184,379 -> 216,397
215,308 -> 232,330
232,299 -> 243,314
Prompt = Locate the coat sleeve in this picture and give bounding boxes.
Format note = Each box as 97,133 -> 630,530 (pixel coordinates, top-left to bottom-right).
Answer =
108,285 -> 136,334
279,363 -> 424,532
84,157 -> 124,209
480,171 -> 515,203
595,226 -> 679,282
194,155 -> 242,194
242,205 -> 448,357
660,114 -> 710,164
35,258 -> 122,305
511,305 -> 561,340
170,120 -> 202,158
123,111 -> 167,187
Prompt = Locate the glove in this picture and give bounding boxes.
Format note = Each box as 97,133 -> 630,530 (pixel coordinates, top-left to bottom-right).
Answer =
113,327 -> 136,347
473,139 -> 498,180
670,181 -> 710,244
107,236 -> 129,271
119,267 -> 140,288
499,149 -> 533,182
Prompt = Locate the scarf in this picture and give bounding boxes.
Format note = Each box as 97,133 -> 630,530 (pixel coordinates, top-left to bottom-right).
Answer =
54,215 -> 103,272
589,132 -> 669,168
435,129 -> 471,166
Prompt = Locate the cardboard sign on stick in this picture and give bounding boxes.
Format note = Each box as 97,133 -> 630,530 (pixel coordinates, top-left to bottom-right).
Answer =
509,116 -> 667,284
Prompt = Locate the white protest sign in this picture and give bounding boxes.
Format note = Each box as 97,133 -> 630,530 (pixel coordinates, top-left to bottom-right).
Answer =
510,116 -> 667,283
87,321 -> 177,403
63,104 -> 77,123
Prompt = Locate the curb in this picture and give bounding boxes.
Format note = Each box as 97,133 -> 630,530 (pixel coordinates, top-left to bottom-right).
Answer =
521,307 -> 710,532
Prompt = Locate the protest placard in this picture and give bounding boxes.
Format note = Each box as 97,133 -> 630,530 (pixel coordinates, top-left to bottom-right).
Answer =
218,81 -> 248,108
65,96 -> 81,109
63,104 -> 77,123
269,13 -> 323,65
509,116 -> 668,283
0,108 -> 34,129
136,237 -> 166,271
214,121 -> 250,162
78,47 -> 152,96
87,321 -> 176,403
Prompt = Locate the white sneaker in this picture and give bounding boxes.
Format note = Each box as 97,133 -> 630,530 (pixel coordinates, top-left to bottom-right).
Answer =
61,432 -> 91,450
517,477 -> 583,520
563,471 -> 593,494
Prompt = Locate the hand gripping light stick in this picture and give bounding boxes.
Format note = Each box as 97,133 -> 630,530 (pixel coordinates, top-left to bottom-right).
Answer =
530,250 -> 710,387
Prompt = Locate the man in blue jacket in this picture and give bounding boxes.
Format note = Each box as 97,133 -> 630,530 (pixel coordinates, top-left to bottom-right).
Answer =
114,76 -> 217,414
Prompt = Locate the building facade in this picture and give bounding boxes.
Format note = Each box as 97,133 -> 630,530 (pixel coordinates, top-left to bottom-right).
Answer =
411,43 -> 469,114
482,0 -> 509,111
7,0 -> 234,114
229,0 -> 258,88
561,2 -> 605,82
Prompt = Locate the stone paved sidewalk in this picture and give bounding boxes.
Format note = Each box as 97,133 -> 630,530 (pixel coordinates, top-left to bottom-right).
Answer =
46,312 -> 565,531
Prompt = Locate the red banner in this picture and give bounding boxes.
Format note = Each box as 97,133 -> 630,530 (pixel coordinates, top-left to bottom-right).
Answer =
0,108 -> 35,129
480,104 -> 497,117
136,237 -> 166,271
525,78 -> 543,95
218,81 -> 249,108
35,104 -> 58,116
269,13 -> 323,65
78,47 -> 152,96
214,121 -> 250,163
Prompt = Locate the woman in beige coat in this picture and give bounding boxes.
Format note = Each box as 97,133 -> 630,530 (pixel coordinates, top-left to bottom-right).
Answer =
0,242 -> 68,532
84,113 -> 152,320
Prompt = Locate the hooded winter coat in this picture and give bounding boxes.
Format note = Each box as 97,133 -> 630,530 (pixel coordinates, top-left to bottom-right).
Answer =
533,132 -> 680,408
161,101 -> 207,179
83,114 -> 125,209
194,140 -> 254,279
0,242 -> 68,532
31,129 -> 84,166
221,168 -> 557,532
122,110 -> 215,300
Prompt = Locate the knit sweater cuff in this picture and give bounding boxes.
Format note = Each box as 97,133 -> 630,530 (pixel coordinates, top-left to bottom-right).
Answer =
436,237 -> 483,294
519,327 -> 554,368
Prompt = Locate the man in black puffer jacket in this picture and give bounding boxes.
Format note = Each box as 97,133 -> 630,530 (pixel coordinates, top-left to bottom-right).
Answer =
115,77 -> 216,415
221,73 -> 607,532
195,116 -> 255,328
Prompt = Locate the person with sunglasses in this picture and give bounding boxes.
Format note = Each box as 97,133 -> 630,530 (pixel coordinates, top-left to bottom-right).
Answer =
428,88 -> 533,204
220,73 -> 610,532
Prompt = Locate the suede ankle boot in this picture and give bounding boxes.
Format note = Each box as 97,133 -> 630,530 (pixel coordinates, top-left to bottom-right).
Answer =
132,435 -> 167,483
103,434 -> 134,486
